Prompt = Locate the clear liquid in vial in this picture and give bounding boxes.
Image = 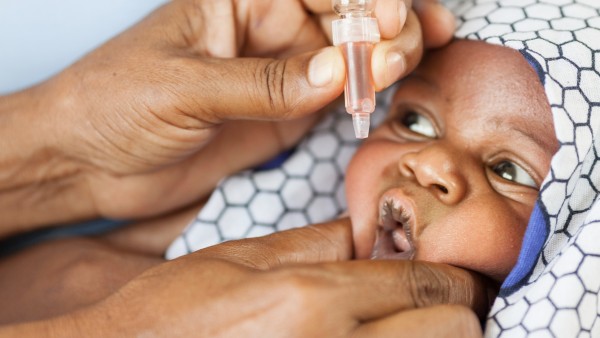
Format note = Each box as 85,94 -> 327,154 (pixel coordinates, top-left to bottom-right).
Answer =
341,41 -> 375,115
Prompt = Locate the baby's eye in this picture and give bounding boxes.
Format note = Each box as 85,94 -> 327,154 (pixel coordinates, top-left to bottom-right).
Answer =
401,111 -> 437,138
492,161 -> 537,188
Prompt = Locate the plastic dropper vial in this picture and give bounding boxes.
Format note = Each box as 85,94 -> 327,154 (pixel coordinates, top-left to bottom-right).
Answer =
332,0 -> 380,138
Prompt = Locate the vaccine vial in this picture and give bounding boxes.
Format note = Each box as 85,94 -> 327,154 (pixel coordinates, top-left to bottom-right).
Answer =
332,0 -> 380,139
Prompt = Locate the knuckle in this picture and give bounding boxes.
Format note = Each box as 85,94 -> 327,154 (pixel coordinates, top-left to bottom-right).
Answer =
407,262 -> 450,307
254,59 -> 291,116
158,58 -> 215,128
211,239 -> 279,270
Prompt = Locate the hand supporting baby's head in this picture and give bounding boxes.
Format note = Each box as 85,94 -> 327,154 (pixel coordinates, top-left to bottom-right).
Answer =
346,39 -> 558,283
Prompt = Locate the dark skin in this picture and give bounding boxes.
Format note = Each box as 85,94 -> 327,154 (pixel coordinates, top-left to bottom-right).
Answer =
348,40 -> 557,282
0,0 -> 490,335
0,0 -> 454,236
0,219 -> 489,337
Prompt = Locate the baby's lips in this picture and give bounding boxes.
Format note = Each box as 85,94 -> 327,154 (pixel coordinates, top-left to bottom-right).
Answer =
378,188 -> 418,231
371,227 -> 415,260
371,204 -> 416,259
392,227 -> 413,253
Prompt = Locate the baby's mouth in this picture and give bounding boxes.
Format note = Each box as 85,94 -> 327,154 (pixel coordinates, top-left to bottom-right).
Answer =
370,198 -> 416,260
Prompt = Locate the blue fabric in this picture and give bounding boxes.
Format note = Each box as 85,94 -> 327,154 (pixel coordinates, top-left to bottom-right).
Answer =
500,202 -> 549,295
519,50 -> 545,86
254,148 -> 296,171
0,219 -> 127,257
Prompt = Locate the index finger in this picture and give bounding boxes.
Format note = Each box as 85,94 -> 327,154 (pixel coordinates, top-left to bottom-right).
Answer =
303,260 -> 494,320
354,305 -> 483,338
193,218 -> 354,269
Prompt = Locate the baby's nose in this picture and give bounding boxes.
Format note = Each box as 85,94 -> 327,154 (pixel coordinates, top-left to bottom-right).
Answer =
397,145 -> 467,205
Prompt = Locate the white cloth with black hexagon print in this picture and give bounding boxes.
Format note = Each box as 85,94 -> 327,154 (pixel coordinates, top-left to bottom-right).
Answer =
165,98 -> 388,259
166,1 -> 600,336
442,1 -> 600,337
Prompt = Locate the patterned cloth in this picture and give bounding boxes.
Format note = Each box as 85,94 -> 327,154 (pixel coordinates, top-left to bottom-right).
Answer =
167,1 -> 600,336
443,1 -> 600,336
165,96 -> 389,258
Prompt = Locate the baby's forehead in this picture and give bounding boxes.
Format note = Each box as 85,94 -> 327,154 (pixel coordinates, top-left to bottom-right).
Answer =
417,39 -> 536,83
443,1 -> 597,141
407,40 -> 552,122
388,40 -> 557,151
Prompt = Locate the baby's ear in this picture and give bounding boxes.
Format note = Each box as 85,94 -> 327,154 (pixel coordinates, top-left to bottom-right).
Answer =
519,50 -> 545,85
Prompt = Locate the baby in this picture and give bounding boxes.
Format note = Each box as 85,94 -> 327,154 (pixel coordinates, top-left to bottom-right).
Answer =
347,39 -> 556,283
166,38 -> 557,284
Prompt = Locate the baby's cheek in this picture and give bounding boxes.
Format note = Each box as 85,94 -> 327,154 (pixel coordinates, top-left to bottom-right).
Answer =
345,145 -> 381,259
345,146 -> 373,205
415,209 -> 526,282
471,210 -> 530,281
346,139 -> 402,258
346,178 -> 376,259
350,216 -> 374,259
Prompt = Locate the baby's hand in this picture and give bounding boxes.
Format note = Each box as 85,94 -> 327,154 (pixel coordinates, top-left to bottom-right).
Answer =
25,0 -> 455,224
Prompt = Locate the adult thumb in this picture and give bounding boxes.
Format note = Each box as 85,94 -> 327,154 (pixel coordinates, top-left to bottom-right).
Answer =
185,47 -> 346,123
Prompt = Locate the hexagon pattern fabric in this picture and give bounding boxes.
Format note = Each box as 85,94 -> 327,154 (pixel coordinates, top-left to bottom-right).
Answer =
165,98 -> 389,258
441,1 -> 600,336
166,1 -> 600,336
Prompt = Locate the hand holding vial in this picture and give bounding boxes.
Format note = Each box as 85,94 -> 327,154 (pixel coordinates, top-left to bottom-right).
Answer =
332,0 -> 379,138
332,0 -> 455,138
0,0 -> 456,232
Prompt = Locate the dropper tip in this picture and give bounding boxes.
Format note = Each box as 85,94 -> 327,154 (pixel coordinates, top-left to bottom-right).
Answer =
352,113 -> 370,139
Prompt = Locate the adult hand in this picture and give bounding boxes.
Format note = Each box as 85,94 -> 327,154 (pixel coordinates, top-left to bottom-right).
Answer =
10,219 -> 487,337
0,0 -> 455,231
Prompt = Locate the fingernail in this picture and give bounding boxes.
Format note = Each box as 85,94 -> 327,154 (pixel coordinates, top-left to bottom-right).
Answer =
308,48 -> 334,87
398,1 -> 407,31
385,52 -> 405,86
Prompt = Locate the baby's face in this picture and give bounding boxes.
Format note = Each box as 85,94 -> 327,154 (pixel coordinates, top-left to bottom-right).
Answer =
346,40 -> 558,282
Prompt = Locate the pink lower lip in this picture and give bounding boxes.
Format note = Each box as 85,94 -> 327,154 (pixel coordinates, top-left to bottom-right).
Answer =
371,228 -> 414,260
392,228 -> 412,252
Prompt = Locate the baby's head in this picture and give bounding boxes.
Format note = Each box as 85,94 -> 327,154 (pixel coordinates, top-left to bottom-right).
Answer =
346,39 -> 558,283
